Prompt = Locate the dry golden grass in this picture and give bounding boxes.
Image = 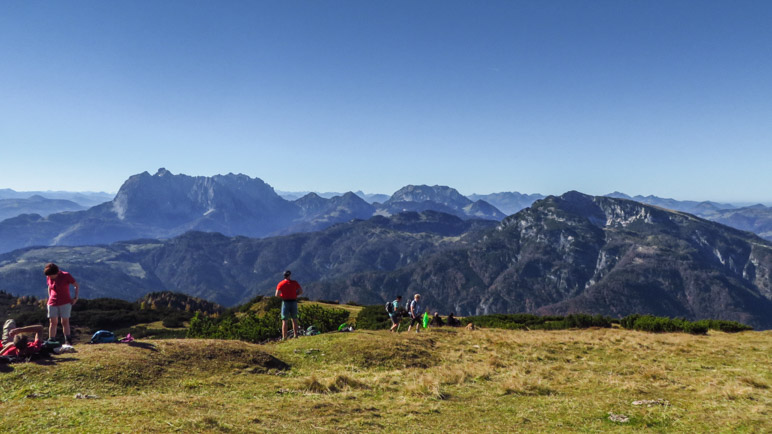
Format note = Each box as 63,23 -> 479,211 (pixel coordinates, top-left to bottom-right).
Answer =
1,327 -> 770,432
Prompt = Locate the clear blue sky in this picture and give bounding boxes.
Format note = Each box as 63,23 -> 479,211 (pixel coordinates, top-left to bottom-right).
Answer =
1,1 -> 771,202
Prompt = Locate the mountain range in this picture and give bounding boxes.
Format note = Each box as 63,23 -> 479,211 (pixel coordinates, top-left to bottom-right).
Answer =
3,171 -> 771,251
0,211 -> 495,306
1,193 -> 770,329
605,192 -> 772,242
0,195 -> 86,222
0,189 -> 113,208
277,190 -> 390,204
310,192 -> 772,329
0,169 -> 506,254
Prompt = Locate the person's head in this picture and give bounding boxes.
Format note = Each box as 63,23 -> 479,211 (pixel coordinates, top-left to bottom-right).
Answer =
13,334 -> 29,350
396,295 -> 402,301
414,294 -> 421,300
433,311 -> 439,317
449,312 -> 455,317
283,270 -> 291,279
44,263 -> 59,278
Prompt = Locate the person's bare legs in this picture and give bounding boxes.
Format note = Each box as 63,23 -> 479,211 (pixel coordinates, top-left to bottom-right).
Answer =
281,320 -> 288,340
291,318 -> 299,338
62,318 -> 71,344
62,318 -> 71,337
49,317 -> 59,341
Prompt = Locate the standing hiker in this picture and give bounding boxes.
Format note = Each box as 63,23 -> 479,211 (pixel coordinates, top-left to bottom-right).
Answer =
406,294 -> 425,334
275,270 -> 303,340
387,295 -> 403,333
44,263 -> 79,345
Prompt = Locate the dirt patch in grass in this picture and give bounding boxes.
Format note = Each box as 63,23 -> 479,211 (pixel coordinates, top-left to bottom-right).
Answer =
158,339 -> 289,373
58,339 -> 288,390
349,339 -> 436,369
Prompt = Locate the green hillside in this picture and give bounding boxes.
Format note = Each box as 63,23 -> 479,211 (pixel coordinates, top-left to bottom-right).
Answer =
2,328 -> 769,432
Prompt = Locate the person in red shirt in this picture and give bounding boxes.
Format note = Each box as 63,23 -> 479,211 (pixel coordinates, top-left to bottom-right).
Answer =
44,263 -> 79,345
1,324 -> 44,357
275,270 -> 303,340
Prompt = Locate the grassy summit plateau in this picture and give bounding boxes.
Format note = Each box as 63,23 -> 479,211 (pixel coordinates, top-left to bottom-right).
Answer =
2,328 -> 770,432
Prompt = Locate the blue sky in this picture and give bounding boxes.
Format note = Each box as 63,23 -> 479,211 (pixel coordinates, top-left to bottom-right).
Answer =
1,1 -> 771,202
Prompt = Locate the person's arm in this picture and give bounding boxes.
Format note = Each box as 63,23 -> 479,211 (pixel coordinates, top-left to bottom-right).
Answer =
296,283 -> 303,297
71,278 -> 80,305
8,325 -> 44,338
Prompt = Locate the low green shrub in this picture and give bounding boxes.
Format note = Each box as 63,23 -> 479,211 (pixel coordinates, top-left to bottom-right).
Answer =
695,319 -> 753,333
355,305 -> 391,330
162,311 -> 193,328
619,315 -> 751,334
467,313 -> 612,330
298,304 -> 349,333
187,303 -> 350,342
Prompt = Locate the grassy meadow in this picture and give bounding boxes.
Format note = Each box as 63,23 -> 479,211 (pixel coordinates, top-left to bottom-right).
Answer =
1,327 -> 770,433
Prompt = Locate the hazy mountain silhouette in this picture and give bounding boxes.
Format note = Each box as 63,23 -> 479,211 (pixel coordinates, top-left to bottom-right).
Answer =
0,171 -> 505,253
380,185 -> 506,220
0,195 -> 85,222
468,192 -> 545,215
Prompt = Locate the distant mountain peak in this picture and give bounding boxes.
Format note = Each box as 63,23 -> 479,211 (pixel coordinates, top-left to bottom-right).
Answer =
606,191 -> 632,199
388,184 -> 471,206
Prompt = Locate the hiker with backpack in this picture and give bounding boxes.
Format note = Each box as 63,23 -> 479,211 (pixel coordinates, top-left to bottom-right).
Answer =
386,295 -> 402,333
406,294 -> 426,334
275,270 -> 303,341
44,263 -> 79,345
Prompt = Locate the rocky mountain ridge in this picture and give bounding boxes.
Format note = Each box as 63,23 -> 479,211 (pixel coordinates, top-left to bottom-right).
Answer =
311,192 -> 772,329
0,170 -> 506,253
1,195 -> 769,329
0,211 -> 495,306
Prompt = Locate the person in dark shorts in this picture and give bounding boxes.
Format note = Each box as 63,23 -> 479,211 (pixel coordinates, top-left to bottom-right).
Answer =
275,270 -> 303,340
407,294 -> 425,333
389,295 -> 403,333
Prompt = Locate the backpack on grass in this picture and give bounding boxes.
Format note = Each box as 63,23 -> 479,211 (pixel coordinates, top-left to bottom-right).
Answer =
90,330 -> 116,344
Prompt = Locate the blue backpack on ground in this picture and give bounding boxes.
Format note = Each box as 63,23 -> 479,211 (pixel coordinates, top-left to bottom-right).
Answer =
90,330 -> 117,344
